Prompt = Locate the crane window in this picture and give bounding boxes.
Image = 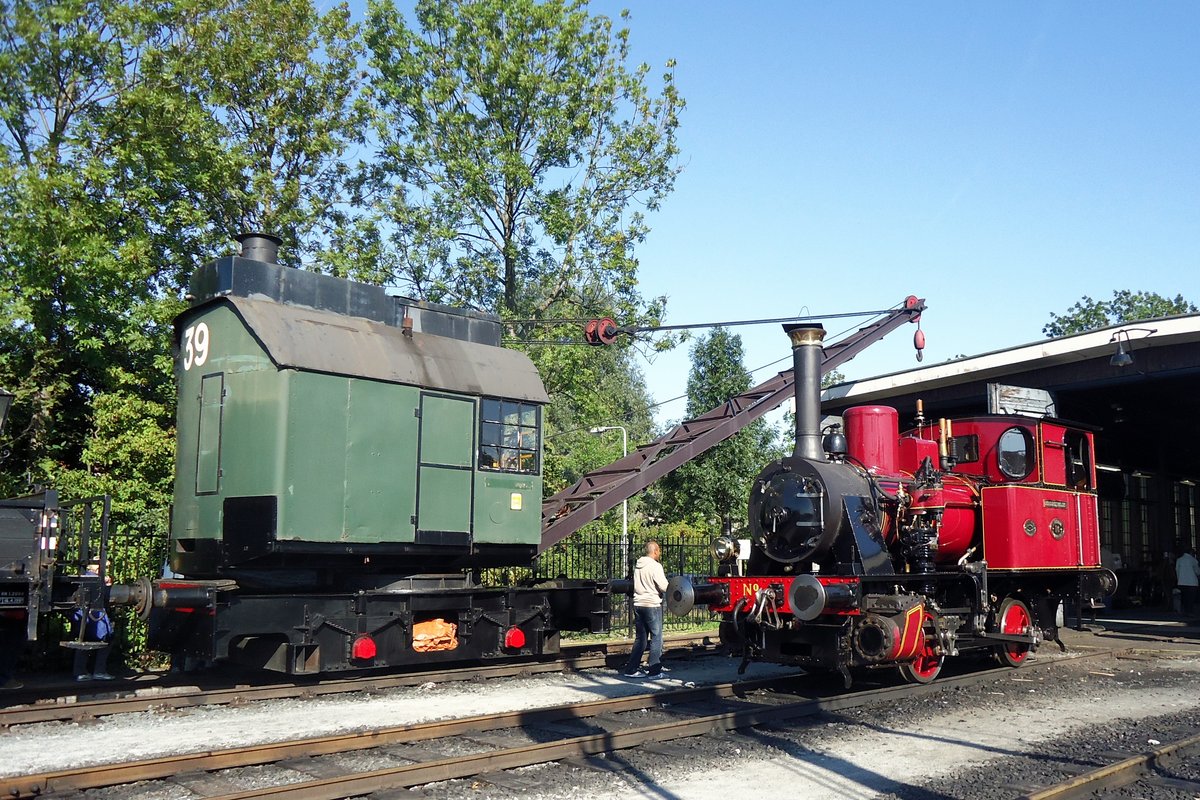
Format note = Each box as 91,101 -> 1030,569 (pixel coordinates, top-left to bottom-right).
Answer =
997,427 -> 1035,480
479,398 -> 540,474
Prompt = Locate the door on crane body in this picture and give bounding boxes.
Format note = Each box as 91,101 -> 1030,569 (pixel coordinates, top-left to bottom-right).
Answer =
414,392 -> 476,546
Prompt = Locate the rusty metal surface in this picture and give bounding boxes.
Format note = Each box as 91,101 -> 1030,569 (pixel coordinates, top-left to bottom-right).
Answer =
540,299 -> 927,551
226,297 -> 549,402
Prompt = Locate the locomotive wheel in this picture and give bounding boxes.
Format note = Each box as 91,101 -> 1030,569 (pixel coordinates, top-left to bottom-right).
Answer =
994,597 -> 1033,667
897,611 -> 943,684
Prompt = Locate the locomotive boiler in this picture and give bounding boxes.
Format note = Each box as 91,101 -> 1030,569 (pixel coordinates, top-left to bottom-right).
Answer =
669,324 -> 1116,684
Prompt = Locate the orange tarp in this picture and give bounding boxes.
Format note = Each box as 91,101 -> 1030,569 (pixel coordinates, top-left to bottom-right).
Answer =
412,618 -> 458,652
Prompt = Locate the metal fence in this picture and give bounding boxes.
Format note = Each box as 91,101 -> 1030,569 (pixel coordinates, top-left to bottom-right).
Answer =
535,531 -> 718,636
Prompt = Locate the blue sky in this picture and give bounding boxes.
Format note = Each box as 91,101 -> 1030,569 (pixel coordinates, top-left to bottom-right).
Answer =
583,1 -> 1199,424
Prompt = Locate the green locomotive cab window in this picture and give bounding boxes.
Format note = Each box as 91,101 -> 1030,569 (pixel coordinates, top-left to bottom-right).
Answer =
479,398 -> 540,474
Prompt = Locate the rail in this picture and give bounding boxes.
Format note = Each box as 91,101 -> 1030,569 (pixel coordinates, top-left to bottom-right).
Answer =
2,647 -> 1118,800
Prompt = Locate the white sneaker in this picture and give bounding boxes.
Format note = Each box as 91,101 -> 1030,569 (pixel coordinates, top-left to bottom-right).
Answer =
75,674 -> 91,682
93,673 -> 115,681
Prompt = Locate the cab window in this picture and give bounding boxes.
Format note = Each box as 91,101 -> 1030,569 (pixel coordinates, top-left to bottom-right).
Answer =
952,434 -> 979,464
479,398 -> 540,474
997,427 -> 1035,480
1064,430 -> 1093,490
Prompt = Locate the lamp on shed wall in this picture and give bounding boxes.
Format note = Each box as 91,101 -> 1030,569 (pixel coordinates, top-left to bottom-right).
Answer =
1108,327 -> 1157,368
1109,337 -> 1133,367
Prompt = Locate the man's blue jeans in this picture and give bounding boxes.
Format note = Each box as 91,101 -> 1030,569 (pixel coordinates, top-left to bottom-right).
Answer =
624,604 -> 663,674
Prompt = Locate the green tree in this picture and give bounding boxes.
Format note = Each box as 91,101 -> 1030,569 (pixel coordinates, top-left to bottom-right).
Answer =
0,0 -> 364,481
159,0 -> 364,267
1,0 -> 365,659
1044,291 -> 1197,337
0,0 -> 187,494
360,0 -> 683,524
360,0 -> 683,325
655,328 -> 777,533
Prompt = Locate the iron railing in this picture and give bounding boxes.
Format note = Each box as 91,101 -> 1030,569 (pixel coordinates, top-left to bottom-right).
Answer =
535,532 -> 717,635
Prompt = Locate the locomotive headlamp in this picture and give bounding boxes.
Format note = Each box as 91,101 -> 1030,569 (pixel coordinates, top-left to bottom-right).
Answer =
710,536 -> 738,562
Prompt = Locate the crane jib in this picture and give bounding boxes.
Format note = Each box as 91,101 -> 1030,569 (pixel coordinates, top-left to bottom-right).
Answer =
539,297 -> 926,552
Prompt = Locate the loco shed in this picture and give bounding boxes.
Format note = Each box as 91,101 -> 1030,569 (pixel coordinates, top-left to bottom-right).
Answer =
121,235 -> 608,673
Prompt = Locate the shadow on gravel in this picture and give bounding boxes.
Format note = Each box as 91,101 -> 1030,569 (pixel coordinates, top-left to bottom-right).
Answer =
598,750 -> 684,800
819,715 -> 1102,770
736,726 -> 962,799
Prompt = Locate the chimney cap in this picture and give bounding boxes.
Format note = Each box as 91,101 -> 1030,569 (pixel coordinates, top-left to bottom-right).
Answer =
235,232 -> 283,265
783,323 -> 825,347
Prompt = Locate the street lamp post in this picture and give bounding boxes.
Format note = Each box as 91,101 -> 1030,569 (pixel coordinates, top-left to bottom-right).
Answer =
589,425 -> 628,576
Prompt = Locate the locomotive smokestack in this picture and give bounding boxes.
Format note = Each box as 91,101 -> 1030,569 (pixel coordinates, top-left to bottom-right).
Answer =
236,232 -> 282,265
786,323 -> 826,460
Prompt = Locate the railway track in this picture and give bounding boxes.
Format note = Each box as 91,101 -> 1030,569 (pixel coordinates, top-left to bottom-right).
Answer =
0,632 -> 719,727
1019,730 -> 1200,799
1,649 -> 1119,799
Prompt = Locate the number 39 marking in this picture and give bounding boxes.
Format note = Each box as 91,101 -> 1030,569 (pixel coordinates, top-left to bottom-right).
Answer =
182,322 -> 211,371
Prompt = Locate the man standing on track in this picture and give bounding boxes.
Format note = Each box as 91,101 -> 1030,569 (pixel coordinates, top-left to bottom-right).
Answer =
622,541 -> 669,677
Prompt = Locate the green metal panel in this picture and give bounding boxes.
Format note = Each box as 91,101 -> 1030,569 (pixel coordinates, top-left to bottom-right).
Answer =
174,304 -> 277,543
343,379 -> 418,543
419,394 -> 475,467
280,371 -> 348,541
216,369 -> 287,498
417,468 -> 473,533
417,394 -> 475,533
195,373 -> 225,494
473,472 -> 542,546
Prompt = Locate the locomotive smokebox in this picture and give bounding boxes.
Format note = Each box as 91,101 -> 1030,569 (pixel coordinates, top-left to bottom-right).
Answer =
785,324 -> 826,460
236,232 -> 282,265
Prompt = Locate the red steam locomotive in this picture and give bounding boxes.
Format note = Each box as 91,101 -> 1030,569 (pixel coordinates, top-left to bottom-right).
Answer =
668,324 -> 1116,685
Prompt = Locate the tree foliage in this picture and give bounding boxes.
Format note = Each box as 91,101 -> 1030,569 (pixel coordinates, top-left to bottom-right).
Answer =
161,0 -> 363,266
360,0 -> 682,324
0,0 -> 363,491
1044,291 -> 1197,338
0,0 -> 681,655
359,0 -> 685,519
1,0 -> 366,658
655,328 -> 778,533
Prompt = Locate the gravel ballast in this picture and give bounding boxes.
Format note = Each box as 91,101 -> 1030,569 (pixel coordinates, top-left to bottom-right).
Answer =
475,651 -> 1200,800
3,644 -> 1198,800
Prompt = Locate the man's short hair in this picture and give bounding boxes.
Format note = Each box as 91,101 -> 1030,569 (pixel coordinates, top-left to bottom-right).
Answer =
645,541 -> 660,556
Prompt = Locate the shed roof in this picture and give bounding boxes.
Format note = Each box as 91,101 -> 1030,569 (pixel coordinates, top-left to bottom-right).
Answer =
825,313 -> 1200,407
821,312 -> 1200,478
